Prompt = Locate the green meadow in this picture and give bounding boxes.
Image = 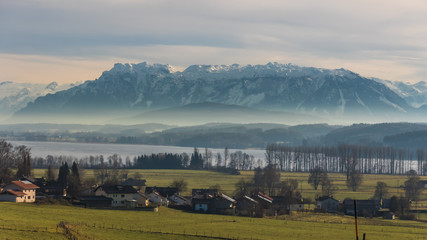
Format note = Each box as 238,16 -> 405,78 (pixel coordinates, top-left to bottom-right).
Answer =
1,201 -> 427,240
1,169 -> 427,239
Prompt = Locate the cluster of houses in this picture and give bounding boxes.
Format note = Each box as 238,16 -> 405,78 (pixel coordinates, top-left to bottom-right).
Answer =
0,178 -> 396,219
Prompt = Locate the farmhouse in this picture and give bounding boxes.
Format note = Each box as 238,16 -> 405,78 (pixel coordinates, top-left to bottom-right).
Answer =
191,189 -> 236,214
316,196 -> 339,213
191,188 -> 218,213
94,185 -> 137,208
0,180 -> 39,203
236,195 -> 259,217
19,177 -> 66,198
251,192 -> 275,216
343,199 -> 380,217
210,193 -> 236,214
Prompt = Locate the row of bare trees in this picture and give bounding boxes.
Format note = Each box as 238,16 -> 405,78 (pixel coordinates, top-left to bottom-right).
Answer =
265,143 -> 427,175
0,140 -> 32,183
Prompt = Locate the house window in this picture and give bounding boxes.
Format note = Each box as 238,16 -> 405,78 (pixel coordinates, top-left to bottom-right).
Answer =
121,201 -> 124,204
121,194 -> 125,198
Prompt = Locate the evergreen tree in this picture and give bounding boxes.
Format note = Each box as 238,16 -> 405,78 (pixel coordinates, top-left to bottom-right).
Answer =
57,162 -> 70,188
68,162 -> 82,197
189,147 -> 204,169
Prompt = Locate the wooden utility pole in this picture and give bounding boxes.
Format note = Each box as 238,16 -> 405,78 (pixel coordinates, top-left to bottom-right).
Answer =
354,200 -> 359,240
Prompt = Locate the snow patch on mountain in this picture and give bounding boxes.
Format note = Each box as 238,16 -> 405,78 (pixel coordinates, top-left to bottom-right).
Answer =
0,81 -> 77,118
373,78 -> 427,108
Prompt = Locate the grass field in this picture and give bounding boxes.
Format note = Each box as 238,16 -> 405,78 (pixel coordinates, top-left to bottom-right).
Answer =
33,168 -> 427,201
2,169 -> 427,239
2,202 -> 427,240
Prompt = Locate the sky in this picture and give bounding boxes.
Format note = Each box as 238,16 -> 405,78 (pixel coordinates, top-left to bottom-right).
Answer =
1,0 -> 427,84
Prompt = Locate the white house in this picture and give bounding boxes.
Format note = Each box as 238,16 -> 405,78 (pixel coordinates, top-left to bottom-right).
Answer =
0,180 -> 39,203
148,191 -> 168,206
94,185 -> 137,208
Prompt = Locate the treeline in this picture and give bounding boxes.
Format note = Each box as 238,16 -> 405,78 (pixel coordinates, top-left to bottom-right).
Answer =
32,154 -> 133,169
132,147 -> 256,174
266,143 -> 427,175
30,147 -> 260,172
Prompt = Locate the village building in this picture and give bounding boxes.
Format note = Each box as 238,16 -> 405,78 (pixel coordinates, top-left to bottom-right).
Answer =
19,177 -> 66,198
343,199 -> 380,217
134,191 -> 150,207
168,193 -> 190,207
191,189 -> 236,214
418,180 -> 427,189
94,185 -> 137,208
0,180 -> 39,203
253,192 -> 274,215
316,196 -> 339,213
147,191 -> 169,206
210,193 -> 236,214
146,187 -> 178,197
122,178 -> 146,191
236,195 -> 259,217
192,198 -> 211,212
192,189 -> 218,198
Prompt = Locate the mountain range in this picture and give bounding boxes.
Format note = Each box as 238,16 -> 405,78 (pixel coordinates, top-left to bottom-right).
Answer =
0,81 -> 77,121
5,62 -> 427,124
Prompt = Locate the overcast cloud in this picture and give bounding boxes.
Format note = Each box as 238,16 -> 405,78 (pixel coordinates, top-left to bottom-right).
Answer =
1,0 -> 426,83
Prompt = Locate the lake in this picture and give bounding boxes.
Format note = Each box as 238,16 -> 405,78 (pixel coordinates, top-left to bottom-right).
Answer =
9,140 -> 266,160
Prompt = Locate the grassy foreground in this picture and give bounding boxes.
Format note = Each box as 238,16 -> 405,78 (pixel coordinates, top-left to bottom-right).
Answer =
2,202 -> 427,240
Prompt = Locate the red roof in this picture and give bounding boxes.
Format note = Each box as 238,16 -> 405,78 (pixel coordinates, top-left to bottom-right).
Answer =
4,189 -> 26,197
258,192 -> 273,201
10,180 -> 39,189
